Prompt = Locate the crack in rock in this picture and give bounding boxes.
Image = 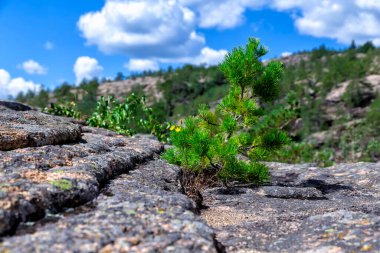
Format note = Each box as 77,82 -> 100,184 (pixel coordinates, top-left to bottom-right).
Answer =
0,159 -> 223,253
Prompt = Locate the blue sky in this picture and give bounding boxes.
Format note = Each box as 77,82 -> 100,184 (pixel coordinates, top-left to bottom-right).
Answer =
1,0 -> 380,98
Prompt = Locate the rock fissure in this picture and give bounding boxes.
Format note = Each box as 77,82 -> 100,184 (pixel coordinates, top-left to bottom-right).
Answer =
0,159 -> 223,253
0,104 -> 163,237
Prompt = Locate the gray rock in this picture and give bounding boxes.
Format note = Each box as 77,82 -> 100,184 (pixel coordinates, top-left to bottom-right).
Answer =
0,101 -> 32,111
0,104 -> 82,150
202,162 -> 380,252
2,102 -> 380,252
270,210 -> 380,252
0,126 -> 163,236
0,105 -> 221,252
0,105 -> 163,236
259,186 -> 324,200
0,160 -> 220,253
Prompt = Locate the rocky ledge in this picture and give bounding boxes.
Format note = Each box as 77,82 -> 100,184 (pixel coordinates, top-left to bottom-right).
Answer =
0,101 -> 379,253
0,102 -> 220,252
202,162 -> 380,252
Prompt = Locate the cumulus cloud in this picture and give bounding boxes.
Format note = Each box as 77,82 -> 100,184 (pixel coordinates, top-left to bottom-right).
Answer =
126,47 -> 227,71
180,0 -> 267,29
73,56 -> 103,84
166,47 -> 228,66
281,52 -> 292,57
0,69 -> 41,98
19,60 -> 47,75
194,47 -> 228,65
78,0 -> 204,58
78,0 -> 380,69
271,0 -> 380,45
125,59 -> 159,72
182,0 -> 380,45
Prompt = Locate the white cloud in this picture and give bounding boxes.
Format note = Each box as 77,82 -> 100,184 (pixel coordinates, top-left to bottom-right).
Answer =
180,0 -> 267,29
44,41 -> 54,50
125,59 -> 159,72
77,0 -> 380,69
19,60 -> 47,75
182,0 -> 380,45
0,69 -> 11,87
194,47 -> 228,65
73,56 -> 103,84
0,69 -> 41,99
78,0 -> 204,58
281,52 -> 292,57
272,0 -> 380,45
174,47 -> 228,65
126,47 -> 226,71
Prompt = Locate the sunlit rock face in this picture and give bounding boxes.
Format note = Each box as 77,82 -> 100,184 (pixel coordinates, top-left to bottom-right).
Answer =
0,102 -> 220,253
1,101 -> 380,253
202,162 -> 380,252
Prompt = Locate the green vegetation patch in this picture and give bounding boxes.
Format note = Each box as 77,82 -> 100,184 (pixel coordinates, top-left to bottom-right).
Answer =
49,179 -> 73,191
163,38 -> 295,196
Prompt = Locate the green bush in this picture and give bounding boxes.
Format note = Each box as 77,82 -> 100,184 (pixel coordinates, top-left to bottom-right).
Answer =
163,38 -> 295,193
366,96 -> 380,132
87,94 -> 170,141
43,101 -> 82,119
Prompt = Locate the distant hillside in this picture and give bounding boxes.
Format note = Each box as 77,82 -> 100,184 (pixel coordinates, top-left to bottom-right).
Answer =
15,64 -> 228,121
278,41 -> 380,163
15,41 -> 380,163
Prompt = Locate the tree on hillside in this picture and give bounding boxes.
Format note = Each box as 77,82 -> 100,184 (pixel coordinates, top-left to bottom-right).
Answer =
349,40 -> 357,50
54,82 -> 75,102
115,72 -> 125,81
357,41 -> 375,53
77,79 -> 99,116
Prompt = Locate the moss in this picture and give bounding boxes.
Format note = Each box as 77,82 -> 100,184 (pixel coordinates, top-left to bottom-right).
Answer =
51,170 -> 65,174
49,179 -> 73,190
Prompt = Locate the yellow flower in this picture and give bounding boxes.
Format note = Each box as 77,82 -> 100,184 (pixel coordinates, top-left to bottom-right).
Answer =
170,125 -> 176,131
175,126 -> 181,132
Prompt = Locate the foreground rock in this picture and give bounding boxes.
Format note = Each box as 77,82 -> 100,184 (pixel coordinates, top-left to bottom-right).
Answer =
2,101 -> 380,252
0,160 -> 220,253
202,162 -> 380,252
0,102 -> 221,252
0,124 -> 162,236
0,102 -> 82,151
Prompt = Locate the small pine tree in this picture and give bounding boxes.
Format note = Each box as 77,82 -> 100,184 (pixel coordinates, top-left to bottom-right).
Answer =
163,38 -> 295,197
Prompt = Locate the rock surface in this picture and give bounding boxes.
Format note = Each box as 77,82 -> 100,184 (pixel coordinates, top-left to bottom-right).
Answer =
0,159 -> 220,253
0,103 -> 221,252
1,101 -> 380,252
0,103 -> 82,150
202,162 -> 380,252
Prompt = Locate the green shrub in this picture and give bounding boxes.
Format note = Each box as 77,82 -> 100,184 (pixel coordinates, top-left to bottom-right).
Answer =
163,38 -> 295,193
87,94 -> 170,141
43,101 -> 82,119
49,179 -> 73,190
366,96 -> 380,132
342,80 -> 366,108
365,139 -> 380,161
264,142 -> 335,167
